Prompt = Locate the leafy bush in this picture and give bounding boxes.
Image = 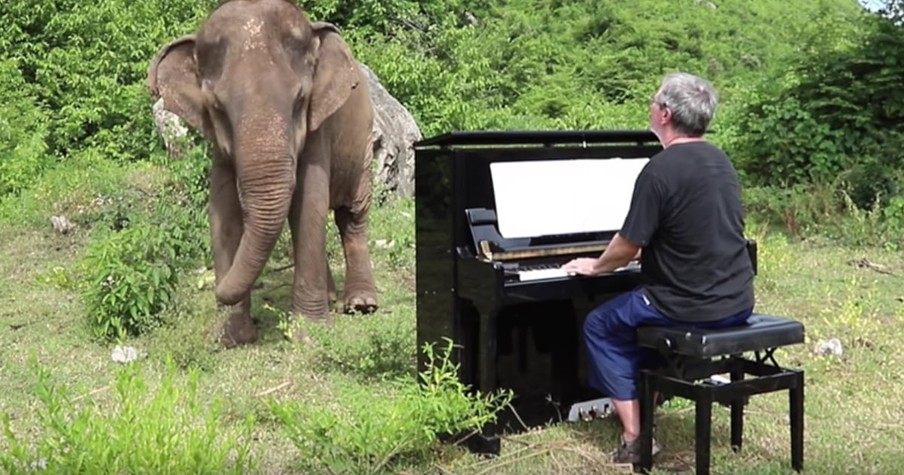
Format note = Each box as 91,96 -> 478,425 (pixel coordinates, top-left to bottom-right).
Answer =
0,0 -> 214,160
730,7 -> 904,209
1,360 -> 256,474
80,146 -> 210,341
82,220 -> 181,339
0,59 -> 51,198
268,339 -> 513,474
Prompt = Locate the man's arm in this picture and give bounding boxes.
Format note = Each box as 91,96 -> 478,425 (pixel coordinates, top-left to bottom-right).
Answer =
561,233 -> 640,276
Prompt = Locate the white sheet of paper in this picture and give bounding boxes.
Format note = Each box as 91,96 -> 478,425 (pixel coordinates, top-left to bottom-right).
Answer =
490,158 -> 649,239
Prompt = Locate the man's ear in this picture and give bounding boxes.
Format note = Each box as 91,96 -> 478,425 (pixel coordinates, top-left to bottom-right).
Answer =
147,35 -> 205,134
309,22 -> 360,131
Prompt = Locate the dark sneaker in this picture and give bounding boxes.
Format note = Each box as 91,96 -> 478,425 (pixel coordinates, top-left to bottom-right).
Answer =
610,436 -> 662,464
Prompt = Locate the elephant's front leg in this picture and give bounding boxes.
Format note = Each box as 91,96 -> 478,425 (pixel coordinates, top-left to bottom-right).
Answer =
289,153 -> 332,325
335,172 -> 378,314
210,161 -> 257,347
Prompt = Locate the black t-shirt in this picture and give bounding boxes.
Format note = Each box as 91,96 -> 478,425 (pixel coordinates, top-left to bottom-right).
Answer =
619,141 -> 755,322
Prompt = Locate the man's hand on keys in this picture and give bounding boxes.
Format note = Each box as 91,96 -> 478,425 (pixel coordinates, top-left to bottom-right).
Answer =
561,257 -> 597,276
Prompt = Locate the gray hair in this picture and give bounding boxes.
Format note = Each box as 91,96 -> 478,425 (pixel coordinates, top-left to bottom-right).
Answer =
654,72 -> 718,136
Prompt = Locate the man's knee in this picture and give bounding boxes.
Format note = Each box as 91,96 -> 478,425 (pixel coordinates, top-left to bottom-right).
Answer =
584,293 -> 638,340
583,305 -> 610,341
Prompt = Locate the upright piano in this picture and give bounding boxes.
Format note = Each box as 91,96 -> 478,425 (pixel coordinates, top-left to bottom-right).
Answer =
414,130 -> 664,454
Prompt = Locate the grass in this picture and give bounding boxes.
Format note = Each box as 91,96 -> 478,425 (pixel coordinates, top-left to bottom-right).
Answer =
2,164 -> 904,473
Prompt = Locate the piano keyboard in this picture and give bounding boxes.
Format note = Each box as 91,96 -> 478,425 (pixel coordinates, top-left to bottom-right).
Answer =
516,261 -> 641,282
518,267 -> 573,281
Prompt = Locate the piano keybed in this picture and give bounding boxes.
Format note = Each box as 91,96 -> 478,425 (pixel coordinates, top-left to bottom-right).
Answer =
503,260 -> 642,282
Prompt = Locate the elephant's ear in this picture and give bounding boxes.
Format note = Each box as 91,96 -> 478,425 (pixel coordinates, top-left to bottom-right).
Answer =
309,22 -> 360,132
147,35 -> 205,134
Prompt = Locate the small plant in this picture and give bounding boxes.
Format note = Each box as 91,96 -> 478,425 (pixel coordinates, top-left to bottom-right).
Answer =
274,305 -> 416,380
754,230 -> 796,293
818,274 -> 875,344
80,144 -> 211,341
81,221 -> 181,340
267,338 -> 514,474
0,359 -> 256,474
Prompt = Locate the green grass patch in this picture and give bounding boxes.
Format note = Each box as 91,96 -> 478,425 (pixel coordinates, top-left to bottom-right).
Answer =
1,359 -> 256,474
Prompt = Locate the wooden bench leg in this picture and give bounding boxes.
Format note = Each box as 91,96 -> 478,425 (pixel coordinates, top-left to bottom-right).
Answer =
790,372 -> 805,472
730,367 -> 745,452
695,393 -> 713,475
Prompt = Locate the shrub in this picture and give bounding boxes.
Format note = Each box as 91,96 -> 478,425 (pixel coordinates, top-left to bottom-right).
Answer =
0,0 -> 214,160
0,359 -> 256,474
80,145 -> 210,341
267,339 -> 513,474
276,306 -> 416,380
0,59 -> 51,198
730,8 -> 904,210
81,221 -> 182,340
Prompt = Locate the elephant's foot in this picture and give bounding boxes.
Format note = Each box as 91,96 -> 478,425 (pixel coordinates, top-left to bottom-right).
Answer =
343,291 -> 378,315
219,309 -> 258,349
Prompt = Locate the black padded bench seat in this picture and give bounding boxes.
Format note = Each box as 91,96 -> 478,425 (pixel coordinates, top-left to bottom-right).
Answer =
635,313 -> 805,475
637,314 -> 805,358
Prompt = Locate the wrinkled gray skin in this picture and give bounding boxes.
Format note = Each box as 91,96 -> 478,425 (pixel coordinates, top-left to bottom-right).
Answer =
147,0 -> 378,346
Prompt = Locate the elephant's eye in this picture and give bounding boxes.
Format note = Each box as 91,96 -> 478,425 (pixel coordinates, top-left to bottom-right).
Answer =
292,86 -> 306,113
202,82 -> 227,111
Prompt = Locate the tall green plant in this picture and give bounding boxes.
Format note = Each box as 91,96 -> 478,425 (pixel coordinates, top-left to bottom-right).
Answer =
80,146 -> 210,341
1,359 -> 256,474
0,59 -> 50,198
268,339 -> 513,474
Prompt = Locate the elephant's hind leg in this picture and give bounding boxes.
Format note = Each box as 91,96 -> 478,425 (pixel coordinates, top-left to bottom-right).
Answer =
335,182 -> 378,314
210,161 -> 257,347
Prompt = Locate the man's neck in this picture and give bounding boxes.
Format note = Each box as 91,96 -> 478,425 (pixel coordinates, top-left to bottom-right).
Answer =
661,133 -> 705,148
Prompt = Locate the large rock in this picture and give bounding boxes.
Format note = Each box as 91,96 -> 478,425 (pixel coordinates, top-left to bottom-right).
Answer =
150,63 -> 422,198
152,97 -> 193,159
359,62 -> 422,198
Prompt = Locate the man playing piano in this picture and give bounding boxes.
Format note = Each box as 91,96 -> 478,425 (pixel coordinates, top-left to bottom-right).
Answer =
562,72 -> 755,464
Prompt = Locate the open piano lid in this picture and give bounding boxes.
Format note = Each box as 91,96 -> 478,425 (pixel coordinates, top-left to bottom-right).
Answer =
414,129 -> 659,148
414,129 -> 662,262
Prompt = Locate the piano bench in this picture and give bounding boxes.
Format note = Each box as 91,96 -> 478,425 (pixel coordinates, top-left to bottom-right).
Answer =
635,314 -> 805,475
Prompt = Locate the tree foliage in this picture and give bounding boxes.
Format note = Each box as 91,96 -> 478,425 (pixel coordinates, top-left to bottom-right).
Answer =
731,0 -> 904,207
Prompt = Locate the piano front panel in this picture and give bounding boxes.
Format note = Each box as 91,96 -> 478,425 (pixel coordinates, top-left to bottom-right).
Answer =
414,147 -> 458,374
414,131 -> 664,445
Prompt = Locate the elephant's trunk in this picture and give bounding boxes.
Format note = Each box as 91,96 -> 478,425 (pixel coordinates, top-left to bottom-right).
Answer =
215,144 -> 296,306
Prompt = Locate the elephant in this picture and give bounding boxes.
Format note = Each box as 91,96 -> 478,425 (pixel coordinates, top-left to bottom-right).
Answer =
146,0 -> 378,346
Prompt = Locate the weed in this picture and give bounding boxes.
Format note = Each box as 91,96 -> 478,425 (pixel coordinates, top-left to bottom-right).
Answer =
267,339 -> 513,474
0,358 -> 256,474
275,305 -> 415,380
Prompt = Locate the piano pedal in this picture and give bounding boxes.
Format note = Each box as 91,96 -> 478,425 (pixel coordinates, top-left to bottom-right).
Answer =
567,397 -> 615,423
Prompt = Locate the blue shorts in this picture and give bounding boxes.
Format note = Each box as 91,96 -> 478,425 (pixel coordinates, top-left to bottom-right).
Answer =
583,288 -> 752,400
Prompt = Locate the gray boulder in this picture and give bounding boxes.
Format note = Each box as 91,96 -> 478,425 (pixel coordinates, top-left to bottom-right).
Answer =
359,62 -> 422,198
